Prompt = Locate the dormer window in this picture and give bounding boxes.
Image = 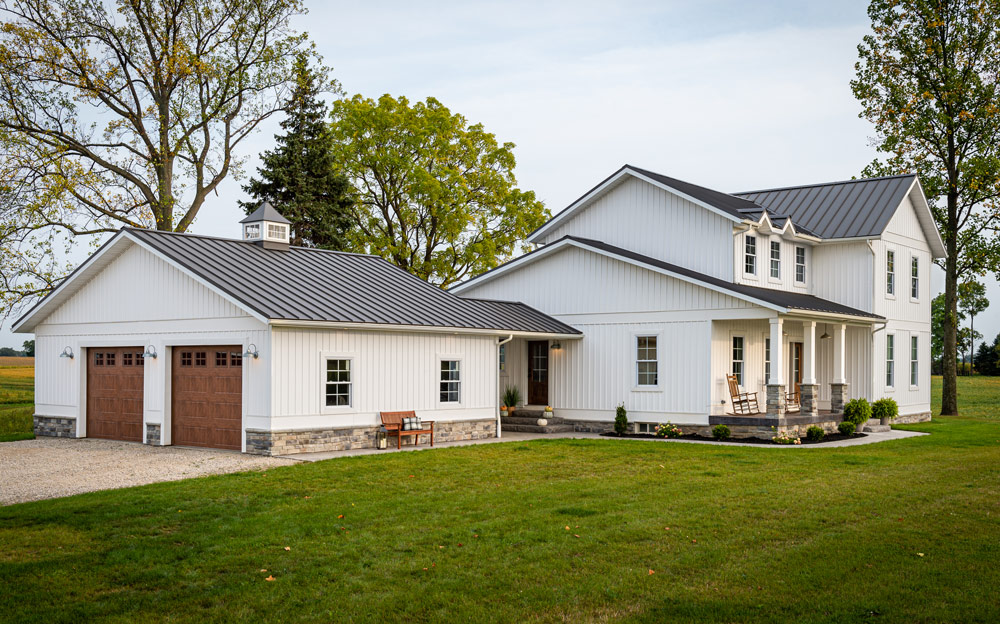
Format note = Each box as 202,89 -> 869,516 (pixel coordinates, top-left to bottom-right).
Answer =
239,201 -> 291,250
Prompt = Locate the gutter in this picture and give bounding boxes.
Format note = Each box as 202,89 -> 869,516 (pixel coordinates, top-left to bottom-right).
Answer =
268,319 -> 582,340
496,334 -> 514,439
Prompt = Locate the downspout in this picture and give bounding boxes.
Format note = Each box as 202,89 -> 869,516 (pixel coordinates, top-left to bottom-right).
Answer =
868,240 -> 878,401
496,334 -> 514,439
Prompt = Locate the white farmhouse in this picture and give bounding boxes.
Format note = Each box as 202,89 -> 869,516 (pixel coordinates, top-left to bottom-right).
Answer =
16,166 -> 945,453
453,165 -> 945,435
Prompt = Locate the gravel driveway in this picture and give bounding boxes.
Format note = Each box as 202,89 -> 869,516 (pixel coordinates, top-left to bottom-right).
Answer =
0,437 -> 296,506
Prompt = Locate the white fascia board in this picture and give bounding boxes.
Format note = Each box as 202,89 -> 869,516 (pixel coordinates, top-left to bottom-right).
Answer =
906,177 -> 947,259
268,318 -> 583,340
11,231 -> 132,333
527,167 -> 744,244
450,241 -> 568,294
784,309 -> 884,324
122,230 -> 271,325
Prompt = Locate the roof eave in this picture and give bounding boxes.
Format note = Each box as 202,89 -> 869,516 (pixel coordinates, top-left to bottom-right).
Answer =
267,318 -> 583,339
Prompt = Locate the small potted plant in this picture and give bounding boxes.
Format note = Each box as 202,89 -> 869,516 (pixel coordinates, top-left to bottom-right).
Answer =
872,397 -> 898,426
502,385 -> 521,414
843,398 -> 872,433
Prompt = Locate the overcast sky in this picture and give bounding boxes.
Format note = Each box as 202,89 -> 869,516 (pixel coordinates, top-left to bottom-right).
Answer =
4,0 -> 998,349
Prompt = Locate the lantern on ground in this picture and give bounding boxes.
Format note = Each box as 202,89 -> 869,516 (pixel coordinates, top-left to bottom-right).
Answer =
376,426 -> 388,450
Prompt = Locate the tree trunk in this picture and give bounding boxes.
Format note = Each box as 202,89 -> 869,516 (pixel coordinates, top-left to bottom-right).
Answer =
941,190 -> 959,414
969,314 -> 975,376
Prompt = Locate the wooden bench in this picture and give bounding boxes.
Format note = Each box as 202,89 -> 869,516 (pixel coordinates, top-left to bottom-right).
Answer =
380,411 -> 434,449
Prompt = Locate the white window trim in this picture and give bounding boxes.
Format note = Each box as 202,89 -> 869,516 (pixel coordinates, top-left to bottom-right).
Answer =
499,343 -> 506,372
437,355 -> 464,408
764,334 -> 771,385
886,250 -> 896,299
744,234 -> 757,276
885,334 -> 895,391
632,332 -> 662,392
769,239 -> 781,281
731,334 -> 746,387
794,246 -> 806,285
909,254 -> 920,302
910,335 -> 919,389
320,352 -> 358,414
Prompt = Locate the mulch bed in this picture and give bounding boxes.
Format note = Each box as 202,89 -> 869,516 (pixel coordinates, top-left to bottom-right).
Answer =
599,431 -> 868,445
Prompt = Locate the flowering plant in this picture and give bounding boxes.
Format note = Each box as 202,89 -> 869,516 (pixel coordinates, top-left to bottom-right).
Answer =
771,427 -> 801,445
655,422 -> 682,439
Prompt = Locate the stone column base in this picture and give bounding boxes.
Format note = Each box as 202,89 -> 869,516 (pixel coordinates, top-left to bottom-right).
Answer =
34,415 -> 76,438
800,384 -> 819,416
146,423 -> 161,445
765,384 -> 785,418
830,383 -> 849,414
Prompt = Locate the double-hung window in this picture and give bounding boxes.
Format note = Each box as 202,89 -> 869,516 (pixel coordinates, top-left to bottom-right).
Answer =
886,250 -> 895,295
795,246 -> 806,283
764,337 -> 771,381
910,336 -> 919,387
325,358 -> 352,407
636,336 -> 658,386
440,360 -> 461,403
732,336 -> 745,385
911,256 -> 919,299
744,235 -> 757,275
499,344 -> 506,371
770,241 -> 781,279
886,334 -> 895,388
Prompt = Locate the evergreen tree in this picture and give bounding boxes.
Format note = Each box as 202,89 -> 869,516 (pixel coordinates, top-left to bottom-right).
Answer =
241,54 -> 353,249
974,334 -> 1000,376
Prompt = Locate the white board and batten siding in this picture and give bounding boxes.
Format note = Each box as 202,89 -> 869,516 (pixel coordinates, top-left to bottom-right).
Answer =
733,231 -> 812,294
870,194 -> 933,416
458,244 -> 763,424
269,327 -> 497,431
32,242 -> 269,441
535,176 -> 736,281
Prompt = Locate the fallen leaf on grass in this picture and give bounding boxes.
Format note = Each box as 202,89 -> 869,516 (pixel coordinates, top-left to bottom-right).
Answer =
265,576 -> 275,582
284,546 -> 291,551
565,526 -> 570,531
260,569 -> 267,573
457,543 -> 463,547
648,570 -> 655,575
304,496 -> 311,499
917,553 -> 925,557
337,514 -> 344,519
692,539 -> 697,544
574,535 -> 580,538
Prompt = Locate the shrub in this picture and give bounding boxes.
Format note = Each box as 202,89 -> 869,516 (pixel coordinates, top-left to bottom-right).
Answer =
614,403 -> 628,435
655,422 -> 682,439
872,397 -> 898,421
712,424 -> 730,440
805,425 -> 825,442
502,385 -> 521,409
838,421 -> 856,436
843,398 -> 872,426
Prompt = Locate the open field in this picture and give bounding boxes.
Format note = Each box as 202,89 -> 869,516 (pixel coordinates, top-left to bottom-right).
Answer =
0,356 -> 33,367
0,374 -> 998,622
0,365 -> 33,443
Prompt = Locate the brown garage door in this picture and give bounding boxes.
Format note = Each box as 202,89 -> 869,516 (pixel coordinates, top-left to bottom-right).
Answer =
87,347 -> 145,442
172,346 -> 243,450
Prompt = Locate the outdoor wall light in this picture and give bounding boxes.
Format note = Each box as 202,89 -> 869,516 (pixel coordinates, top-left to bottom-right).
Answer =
550,342 -> 562,350
59,346 -> 74,359
143,345 -> 158,359
243,344 -> 259,359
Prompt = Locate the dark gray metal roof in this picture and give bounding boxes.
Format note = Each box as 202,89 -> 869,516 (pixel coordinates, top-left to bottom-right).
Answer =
240,201 -> 291,224
626,165 -> 761,220
126,228 -> 580,335
562,236 -> 883,320
733,174 -> 916,239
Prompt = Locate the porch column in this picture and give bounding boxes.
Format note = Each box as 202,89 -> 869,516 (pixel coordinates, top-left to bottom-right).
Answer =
831,323 -> 848,414
801,321 -> 819,416
766,317 -> 785,418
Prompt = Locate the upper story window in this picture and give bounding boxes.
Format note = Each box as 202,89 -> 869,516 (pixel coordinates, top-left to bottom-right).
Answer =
744,235 -> 757,275
636,336 -> 658,386
886,334 -> 895,388
795,247 -> 806,283
769,241 -> 781,279
886,250 -> 895,295
732,336 -> 745,385
911,256 -> 919,299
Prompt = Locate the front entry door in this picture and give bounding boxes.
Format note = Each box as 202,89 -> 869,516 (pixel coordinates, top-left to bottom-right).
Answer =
527,341 -> 549,405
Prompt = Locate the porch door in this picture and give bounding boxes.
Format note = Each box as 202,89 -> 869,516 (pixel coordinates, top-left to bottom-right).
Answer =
527,341 -> 549,405
790,342 -> 803,393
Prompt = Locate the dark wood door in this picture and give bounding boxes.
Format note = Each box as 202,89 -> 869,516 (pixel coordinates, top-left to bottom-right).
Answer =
172,346 -> 243,450
527,340 -> 549,405
87,347 -> 145,442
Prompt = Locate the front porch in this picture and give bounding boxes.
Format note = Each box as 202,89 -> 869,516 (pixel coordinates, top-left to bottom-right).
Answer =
712,315 -> 875,420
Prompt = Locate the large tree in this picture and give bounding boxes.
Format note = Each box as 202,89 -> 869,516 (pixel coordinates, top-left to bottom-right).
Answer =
328,94 -> 550,288
852,0 -> 1000,414
240,53 -> 353,249
0,0 -> 320,321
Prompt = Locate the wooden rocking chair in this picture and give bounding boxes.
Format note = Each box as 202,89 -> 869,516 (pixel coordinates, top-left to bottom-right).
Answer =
785,383 -> 801,412
726,374 -> 760,415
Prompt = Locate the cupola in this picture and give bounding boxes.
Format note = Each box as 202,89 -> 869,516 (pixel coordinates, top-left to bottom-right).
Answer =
240,202 -> 291,250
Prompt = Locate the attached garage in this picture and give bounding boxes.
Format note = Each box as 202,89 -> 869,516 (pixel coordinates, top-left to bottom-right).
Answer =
86,347 -> 145,442
171,346 -> 243,450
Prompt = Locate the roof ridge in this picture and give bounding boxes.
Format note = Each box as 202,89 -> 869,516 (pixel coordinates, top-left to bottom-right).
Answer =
732,173 -> 916,196
124,227 -> 375,259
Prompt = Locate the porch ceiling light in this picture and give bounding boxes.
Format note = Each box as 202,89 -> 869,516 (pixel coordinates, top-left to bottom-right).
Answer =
820,324 -> 831,340
244,343 -> 259,359
143,345 -> 158,359
59,346 -> 74,359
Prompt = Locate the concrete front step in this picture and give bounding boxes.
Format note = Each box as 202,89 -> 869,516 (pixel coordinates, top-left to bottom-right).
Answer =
862,419 -> 892,433
508,409 -> 551,418
502,423 -> 576,434
501,415 -> 565,427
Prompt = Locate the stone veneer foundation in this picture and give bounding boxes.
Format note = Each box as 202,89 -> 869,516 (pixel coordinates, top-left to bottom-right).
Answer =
566,415 -> 845,440
893,411 -> 932,424
146,423 -> 161,445
246,418 -> 497,456
34,415 -> 76,438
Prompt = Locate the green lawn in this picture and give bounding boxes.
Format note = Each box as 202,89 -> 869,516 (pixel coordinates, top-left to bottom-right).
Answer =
0,365 -> 34,442
0,377 -> 998,622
